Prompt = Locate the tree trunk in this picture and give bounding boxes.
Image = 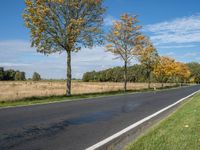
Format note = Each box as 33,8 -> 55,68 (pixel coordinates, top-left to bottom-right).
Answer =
66,50 -> 72,96
148,71 -> 151,89
161,82 -> 164,88
124,61 -> 127,92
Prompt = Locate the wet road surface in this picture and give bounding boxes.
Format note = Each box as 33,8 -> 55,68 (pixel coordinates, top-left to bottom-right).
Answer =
0,85 -> 200,150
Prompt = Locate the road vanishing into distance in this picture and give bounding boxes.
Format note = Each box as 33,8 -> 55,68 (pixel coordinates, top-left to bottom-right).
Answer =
0,85 -> 200,150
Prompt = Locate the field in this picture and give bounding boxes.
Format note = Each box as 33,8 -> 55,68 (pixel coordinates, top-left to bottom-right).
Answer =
125,92 -> 200,150
0,81 -> 176,101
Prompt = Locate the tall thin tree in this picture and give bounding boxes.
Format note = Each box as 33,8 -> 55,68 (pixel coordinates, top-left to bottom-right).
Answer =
23,0 -> 105,95
137,37 -> 159,89
106,13 -> 144,91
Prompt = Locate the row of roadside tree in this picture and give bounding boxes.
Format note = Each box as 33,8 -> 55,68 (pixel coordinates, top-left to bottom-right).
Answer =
23,0 -> 199,95
83,62 -> 200,86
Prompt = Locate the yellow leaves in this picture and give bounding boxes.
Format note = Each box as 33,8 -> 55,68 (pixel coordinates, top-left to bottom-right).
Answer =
114,22 -> 122,30
137,37 -> 158,75
66,18 -> 85,47
105,44 -> 114,52
25,0 -> 32,6
25,22 -> 30,28
24,0 -> 49,28
174,62 -> 191,80
153,56 -> 174,80
114,31 -> 120,36
136,35 -> 145,41
82,0 -> 101,5
153,56 -> 191,82
23,0 -> 51,47
121,13 -> 129,21
50,0 -> 65,4
106,13 -> 143,62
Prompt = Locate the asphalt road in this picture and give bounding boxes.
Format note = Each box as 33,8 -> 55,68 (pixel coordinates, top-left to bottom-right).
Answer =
0,85 -> 200,150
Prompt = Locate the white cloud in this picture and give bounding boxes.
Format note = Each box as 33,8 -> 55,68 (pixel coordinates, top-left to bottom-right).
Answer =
0,40 -> 123,79
145,14 -> 200,45
0,63 -> 31,67
182,52 -> 199,58
104,15 -> 116,26
157,44 -> 197,49
164,52 -> 175,57
0,40 -> 34,52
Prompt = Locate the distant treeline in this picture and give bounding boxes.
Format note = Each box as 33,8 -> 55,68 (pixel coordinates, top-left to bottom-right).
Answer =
83,64 -> 150,82
82,62 -> 200,83
0,67 -> 26,81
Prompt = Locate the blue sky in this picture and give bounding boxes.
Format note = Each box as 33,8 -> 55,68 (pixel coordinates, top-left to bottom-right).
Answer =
0,0 -> 200,79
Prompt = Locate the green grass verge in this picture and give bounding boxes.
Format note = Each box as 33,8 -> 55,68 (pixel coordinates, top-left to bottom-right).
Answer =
0,85 -> 181,108
125,92 -> 200,150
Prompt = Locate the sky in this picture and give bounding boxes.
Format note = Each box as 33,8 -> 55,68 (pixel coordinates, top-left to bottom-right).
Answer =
0,0 -> 200,79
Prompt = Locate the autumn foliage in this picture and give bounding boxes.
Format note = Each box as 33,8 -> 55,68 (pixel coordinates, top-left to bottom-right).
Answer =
153,56 -> 191,86
137,37 -> 158,88
106,13 -> 144,91
23,0 -> 105,95
23,0 -> 193,94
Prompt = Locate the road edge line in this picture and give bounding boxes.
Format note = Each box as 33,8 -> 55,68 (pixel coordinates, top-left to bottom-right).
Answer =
85,89 -> 200,150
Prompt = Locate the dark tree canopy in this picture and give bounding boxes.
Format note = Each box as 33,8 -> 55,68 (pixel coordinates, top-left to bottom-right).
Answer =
0,67 -> 4,80
15,71 -> 26,81
32,72 -> 41,81
0,67 -> 26,81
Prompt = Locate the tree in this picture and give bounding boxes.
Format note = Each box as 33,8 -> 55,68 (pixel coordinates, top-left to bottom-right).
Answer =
4,69 -> 16,81
20,72 -> 26,81
23,0 -> 105,95
32,72 -> 41,81
0,67 -> 4,80
153,56 -> 175,87
15,71 -> 22,81
137,37 -> 159,88
174,62 -> 190,84
106,13 -> 144,91
187,62 -> 200,83
15,71 -> 26,81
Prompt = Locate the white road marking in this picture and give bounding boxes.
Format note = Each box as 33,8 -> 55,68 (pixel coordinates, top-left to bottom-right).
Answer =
86,90 -> 200,150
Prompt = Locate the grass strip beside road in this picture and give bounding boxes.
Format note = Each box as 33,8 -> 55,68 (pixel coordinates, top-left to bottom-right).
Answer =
0,85 -> 182,108
125,92 -> 200,150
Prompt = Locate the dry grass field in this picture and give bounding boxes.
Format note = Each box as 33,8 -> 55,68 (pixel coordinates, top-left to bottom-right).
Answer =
0,81 -> 176,101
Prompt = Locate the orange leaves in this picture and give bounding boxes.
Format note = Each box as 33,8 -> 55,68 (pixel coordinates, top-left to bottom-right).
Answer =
67,18 -> 85,46
24,0 -> 49,28
153,56 -> 175,81
114,22 -> 122,30
23,0 -> 50,46
106,13 -> 143,62
25,0 -> 32,6
153,56 -> 191,83
51,0 -> 65,4
135,35 -> 145,42
137,37 -> 158,81
174,62 -> 191,80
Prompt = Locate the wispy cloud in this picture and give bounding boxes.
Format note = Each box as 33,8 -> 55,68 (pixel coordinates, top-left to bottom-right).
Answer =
104,15 -> 117,26
181,52 -> 199,58
0,63 -> 31,67
0,40 -> 34,52
0,40 -> 122,79
164,52 -> 175,57
157,44 -> 197,49
145,14 -> 200,45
